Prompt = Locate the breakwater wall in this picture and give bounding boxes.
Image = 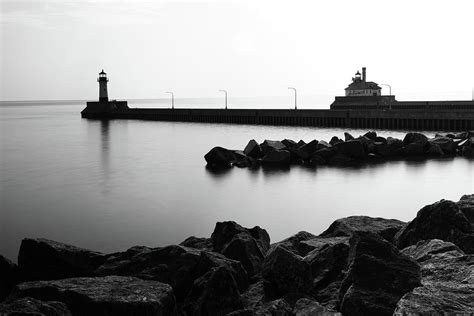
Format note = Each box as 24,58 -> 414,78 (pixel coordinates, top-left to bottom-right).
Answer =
81,107 -> 474,131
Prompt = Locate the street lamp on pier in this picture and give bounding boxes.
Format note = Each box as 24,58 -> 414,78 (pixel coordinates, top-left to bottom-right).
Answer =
288,87 -> 297,110
219,90 -> 228,109
165,91 -> 174,109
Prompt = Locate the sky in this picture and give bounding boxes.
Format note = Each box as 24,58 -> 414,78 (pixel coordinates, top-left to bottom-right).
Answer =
1,0 -> 473,103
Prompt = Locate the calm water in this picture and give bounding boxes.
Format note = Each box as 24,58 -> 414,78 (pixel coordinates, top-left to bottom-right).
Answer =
1,100 -> 473,262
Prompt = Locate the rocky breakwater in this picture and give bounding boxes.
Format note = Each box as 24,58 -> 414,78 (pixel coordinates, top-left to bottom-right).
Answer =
204,131 -> 474,168
1,194 -> 473,315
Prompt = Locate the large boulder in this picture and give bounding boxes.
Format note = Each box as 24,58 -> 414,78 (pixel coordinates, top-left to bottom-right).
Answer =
394,199 -> 474,254
204,146 -> 236,166
261,150 -> 291,165
374,137 -> 405,157
320,216 -> 405,243
334,140 -> 366,160
281,139 -> 298,149
303,237 -> 350,310
339,232 -> 421,316
179,236 -> 213,251
211,221 -> 270,276
260,140 -> 286,154
426,144 -> 444,156
429,136 -> 456,155
298,140 -> 320,159
243,139 -> 263,159
183,266 -> 243,315
270,231 -> 318,257
8,276 -> 176,315
395,239 -> 474,314
262,246 -> 312,299
363,131 -> 377,141
0,255 -> 18,301
0,297 -> 72,316
293,298 -> 342,316
329,136 -> 343,146
403,132 -> 428,146
344,132 -> 355,141
17,238 -> 106,281
457,194 -> 474,224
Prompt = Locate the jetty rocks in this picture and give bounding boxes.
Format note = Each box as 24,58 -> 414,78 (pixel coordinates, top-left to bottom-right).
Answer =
1,195 -> 473,315
204,131 -> 474,168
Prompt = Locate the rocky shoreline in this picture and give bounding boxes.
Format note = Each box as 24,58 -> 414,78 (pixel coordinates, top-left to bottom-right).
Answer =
1,194 -> 473,315
204,131 -> 474,168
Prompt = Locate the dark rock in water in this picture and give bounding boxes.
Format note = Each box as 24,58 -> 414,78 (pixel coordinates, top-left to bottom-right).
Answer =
395,239 -> 474,314
344,132 -> 354,141
231,150 -> 252,168
317,140 -> 331,149
429,137 -> 456,155
363,131 -> 377,140
298,140 -> 320,159
204,146 -> 235,166
426,144 -> 444,156
309,154 -> 326,166
320,216 -> 405,243
313,148 -> 337,160
270,231 -> 318,257
329,136 -> 343,146
9,275 -> 176,315
262,246 -> 312,299
293,298 -> 342,316
374,136 -> 387,143
244,139 -> 263,159
394,199 -> 474,254
1,255 -> 18,302
296,140 -> 307,148
326,154 -> 353,165
403,132 -> 428,145
281,139 -> 297,149
260,140 -> 286,154
184,266 -> 243,316
0,297 -> 72,316
375,137 -> 405,157
334,140 -> 366,160
303,237 -> 350,310
457,194 -> 474,224
405,142 -> 425,155
18,238 -> 106,281
179,236 -> 213,251
339,232 -> 421,316
211,221 -> 269,276
261,150 -> 291,165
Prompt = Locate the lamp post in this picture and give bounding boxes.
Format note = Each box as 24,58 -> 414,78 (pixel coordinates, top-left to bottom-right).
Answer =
165,91 -> 174,109
380,84 -> 392,110
288,87 -> 297,110
219,89 -> 228,109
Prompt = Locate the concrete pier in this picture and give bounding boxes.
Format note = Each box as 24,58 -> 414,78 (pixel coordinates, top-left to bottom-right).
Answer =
81,107 -> 474,132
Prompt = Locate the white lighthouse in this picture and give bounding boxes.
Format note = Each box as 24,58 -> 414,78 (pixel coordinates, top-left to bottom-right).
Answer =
98,69 -> 109,102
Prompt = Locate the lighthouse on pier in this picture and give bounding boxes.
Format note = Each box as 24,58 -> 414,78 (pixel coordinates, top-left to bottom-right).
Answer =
98,69 -> 109,102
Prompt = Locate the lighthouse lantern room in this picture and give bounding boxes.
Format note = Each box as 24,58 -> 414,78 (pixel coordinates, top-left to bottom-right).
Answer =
98,69 -> 109,102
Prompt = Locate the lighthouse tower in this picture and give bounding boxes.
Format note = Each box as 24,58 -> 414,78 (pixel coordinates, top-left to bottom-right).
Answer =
97,69 -> 109,102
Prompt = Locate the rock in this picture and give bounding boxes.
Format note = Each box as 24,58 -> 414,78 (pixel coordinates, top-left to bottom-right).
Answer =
231,150 -> 251,168
281,139 -> 297,149
457,194 -> 474,223
329,136 -> 343,146
375,137 -> 405,157
1,255 -> 18,301
298,140 -> 319,159
262,246 -> 312,299
429,136 -> 456,155
344,132 -> 354,141
394,199 -> 474,254
244,140 -> 263,159
403,132 -> 428,146
317,140 -> 331,149
0,297 -> 72,316
293,298 -> 341,316
270,231 -> 318,257
179,236 -> 214,251
18,238 -> 106,281
405,142 -> 426,155
261,150 -> 291,165
296,140 -> 307,147
320,216 -> 405,243
426,144 -> 444,156
211,222 -> 269,276
185,266 -> 243,316
313,148 -> 337,160
326,154 -> 353,165
254,299 -> 292,315
339,232 -> 421,316
334,140 -> 366,160
303,237 -> 350,310
374,136 -> 387,143
363,131 -> 377,140
309,154 -> 326,166
9,276 -> 176,315
240,281 -> 265,309
260,140 -> 286,154
395,239 -> 474,314
204,146 -> 235,166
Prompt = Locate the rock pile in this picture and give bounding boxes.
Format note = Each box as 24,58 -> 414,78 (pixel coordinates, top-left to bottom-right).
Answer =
1,194 -> 473,315
204,131 -> 474,168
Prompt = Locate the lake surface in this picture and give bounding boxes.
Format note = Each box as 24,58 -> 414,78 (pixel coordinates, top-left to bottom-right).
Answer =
1,100 -> 473,262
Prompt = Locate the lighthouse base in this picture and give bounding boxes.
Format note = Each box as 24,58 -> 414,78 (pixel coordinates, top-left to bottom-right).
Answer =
81,100 -> 129,118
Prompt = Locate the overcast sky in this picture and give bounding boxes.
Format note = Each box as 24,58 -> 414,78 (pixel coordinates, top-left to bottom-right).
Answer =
1,0 -> 473,102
